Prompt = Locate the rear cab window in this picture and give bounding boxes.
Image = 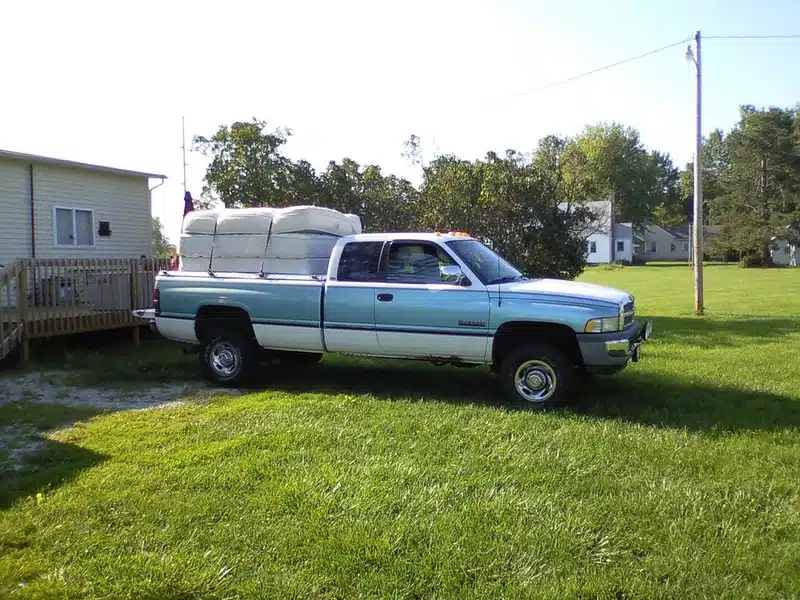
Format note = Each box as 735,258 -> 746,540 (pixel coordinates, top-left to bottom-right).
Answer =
336,241 -> 384,282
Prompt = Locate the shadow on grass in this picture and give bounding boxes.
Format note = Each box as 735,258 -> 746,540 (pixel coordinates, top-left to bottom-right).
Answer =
252,358 -> 800,433
0,402 -> 108,510
0,327 -> 197,385
575,373 -> 800,433
0,440 -> 107,510
650,316 -> 799,348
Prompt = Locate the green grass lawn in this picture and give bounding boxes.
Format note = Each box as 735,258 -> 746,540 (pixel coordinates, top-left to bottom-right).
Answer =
2,264 -> 799,599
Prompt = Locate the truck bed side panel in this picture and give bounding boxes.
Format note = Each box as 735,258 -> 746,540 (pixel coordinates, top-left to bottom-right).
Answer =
157,276 -> 325,352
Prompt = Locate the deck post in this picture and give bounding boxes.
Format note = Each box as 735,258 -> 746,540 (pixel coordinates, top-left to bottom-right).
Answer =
18,261 -> 30,366
130,259 -> 140,349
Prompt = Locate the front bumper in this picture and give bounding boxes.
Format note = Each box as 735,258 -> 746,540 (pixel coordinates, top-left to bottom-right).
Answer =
577,319 -> 653,375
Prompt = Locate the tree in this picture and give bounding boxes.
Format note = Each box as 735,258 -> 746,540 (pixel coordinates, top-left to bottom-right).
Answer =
152,217 -> 175,259
419,149 -> 591,279
706,105 -> 800,264
572,123 -> 680,226
192,118 -> 296,208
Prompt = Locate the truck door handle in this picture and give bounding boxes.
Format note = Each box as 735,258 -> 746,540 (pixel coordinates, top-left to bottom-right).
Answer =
377,293 -> 394,302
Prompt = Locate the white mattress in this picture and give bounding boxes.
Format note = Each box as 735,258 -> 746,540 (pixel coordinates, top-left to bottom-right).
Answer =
271,205 -> 362,236
215,207 -> 279,235
179,205 -> 361,275
182,210 -> 220,235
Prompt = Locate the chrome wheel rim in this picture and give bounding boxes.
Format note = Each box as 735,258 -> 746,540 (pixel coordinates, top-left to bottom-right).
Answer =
514,360 -> 557,403
210,340 -> 240,379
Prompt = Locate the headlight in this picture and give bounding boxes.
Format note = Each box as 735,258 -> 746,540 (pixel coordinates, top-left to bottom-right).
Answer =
584,316 -> 622,333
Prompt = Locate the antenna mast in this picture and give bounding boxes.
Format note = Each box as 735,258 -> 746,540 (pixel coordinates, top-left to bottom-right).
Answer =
181,116 -> 187,194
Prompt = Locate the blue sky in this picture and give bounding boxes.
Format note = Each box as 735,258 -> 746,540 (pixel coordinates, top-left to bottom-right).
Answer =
1,0 -> 799,243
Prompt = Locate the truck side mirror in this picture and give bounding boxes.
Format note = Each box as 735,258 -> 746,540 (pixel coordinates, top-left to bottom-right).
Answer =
440,265 -> 464,285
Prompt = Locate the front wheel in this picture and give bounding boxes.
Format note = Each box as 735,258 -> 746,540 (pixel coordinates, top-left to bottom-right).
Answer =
500,343 -> 577,407
200,328 -> 257,387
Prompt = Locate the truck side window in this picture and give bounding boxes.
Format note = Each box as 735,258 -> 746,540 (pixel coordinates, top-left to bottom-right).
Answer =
337,242 -> 383,282
385,242 -> 456,284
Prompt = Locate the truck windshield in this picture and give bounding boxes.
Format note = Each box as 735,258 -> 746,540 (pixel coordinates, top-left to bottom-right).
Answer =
446,239 -> 525,285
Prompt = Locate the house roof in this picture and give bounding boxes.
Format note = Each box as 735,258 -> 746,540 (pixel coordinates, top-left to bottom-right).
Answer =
662,225 -> 690,239
0,148 -> 166,179
661,224 -> 721,239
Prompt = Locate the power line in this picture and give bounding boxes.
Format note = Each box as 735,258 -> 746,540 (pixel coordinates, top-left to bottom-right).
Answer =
505,38 -> 691,100
705,34 -> 800,39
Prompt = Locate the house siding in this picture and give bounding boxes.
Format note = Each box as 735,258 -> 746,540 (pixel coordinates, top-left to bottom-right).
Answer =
32,164 -> 152,259
0,159 -> 32,269
586,223 -> 633,264
772,239 -> 796,266
644,226 -> 689,261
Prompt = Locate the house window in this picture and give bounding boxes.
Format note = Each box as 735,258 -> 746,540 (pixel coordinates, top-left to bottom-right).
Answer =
785,246 -> 791,254
616,241 -> 625,252
588,241 -> 597,254
650,242 -> 657,253
54,207 -> 95,247
683,242 -> 689,252
670,243 -> 676,253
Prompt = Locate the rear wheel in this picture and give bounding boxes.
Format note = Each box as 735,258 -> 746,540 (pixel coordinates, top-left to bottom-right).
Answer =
199,327 -> 257,387
500,343 -> 577,407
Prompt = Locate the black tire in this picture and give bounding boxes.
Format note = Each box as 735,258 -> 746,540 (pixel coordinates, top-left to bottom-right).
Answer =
500,343 -> 577,407
278,351 -> 323,368
199,327 -> 257,387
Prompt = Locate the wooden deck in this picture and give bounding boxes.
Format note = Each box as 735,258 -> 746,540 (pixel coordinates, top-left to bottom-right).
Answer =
1,258 -> 169,362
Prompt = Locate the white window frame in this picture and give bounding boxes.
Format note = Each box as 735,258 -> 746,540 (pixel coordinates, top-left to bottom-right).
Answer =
616,241 -> 625,252
588,241 -> 597,254
53,205 -> 96,249
670,243 -> 676,252
650,242 -> 657,253
683,242 -> 689,252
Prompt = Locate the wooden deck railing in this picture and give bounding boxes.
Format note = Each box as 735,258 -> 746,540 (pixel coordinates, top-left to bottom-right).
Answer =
0,261 -> 25,362
0,257 -> 170,363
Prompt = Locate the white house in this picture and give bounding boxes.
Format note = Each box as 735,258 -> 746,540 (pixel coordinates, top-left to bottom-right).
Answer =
772,239 -> 797,266
0,149 -> 165,269
562,199 -> 634,264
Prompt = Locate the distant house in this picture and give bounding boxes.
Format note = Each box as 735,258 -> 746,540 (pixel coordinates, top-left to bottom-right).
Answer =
561,199 -> 635,264
635,225 -> 692,261
0,148 -> 166,268
771,239 -> 797,267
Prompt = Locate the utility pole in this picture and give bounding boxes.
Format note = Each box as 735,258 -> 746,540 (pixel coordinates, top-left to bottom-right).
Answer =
686,31 -> 704,315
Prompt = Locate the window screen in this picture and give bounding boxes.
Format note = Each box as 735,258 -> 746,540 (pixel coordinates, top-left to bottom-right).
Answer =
337,242 -> 383,282
55,208 -> 74,246
75,210 -> 94,246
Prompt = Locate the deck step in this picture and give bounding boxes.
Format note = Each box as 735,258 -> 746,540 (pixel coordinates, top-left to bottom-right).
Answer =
0,325 -> 21,363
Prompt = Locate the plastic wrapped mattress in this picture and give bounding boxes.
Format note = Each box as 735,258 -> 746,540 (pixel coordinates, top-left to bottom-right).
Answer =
178,206 -> 362,275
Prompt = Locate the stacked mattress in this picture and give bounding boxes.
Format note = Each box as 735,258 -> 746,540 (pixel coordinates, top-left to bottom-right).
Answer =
179,205 -> 362,275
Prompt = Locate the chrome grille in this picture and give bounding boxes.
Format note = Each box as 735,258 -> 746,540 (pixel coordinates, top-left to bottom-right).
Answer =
623,300 -> 634,327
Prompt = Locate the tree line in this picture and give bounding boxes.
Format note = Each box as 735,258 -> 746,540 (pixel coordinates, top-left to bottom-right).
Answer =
183,107 -> 799,277
684,105 -> 800,265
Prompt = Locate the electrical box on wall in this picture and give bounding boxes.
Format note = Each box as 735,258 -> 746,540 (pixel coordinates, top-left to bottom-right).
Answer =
98,221 -> 112,237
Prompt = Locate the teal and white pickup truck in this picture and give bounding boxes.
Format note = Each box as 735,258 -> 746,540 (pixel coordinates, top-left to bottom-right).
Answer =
136,232 -> 652,406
